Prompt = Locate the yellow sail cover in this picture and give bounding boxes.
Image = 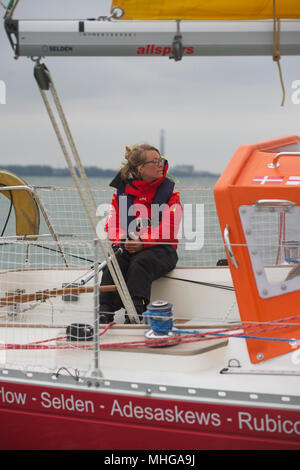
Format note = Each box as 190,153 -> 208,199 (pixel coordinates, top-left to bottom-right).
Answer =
111,0 -> 300,20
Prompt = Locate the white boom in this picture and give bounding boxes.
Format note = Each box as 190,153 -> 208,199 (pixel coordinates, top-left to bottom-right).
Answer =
5,18 -> 300,59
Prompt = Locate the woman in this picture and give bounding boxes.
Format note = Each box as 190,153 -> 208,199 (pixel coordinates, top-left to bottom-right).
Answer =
99,143 -> 182,324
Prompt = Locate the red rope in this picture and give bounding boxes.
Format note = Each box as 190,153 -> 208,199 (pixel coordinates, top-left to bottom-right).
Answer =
1,315 -> 300,351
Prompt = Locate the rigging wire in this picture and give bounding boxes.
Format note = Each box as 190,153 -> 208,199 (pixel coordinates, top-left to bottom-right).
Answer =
32,60 -> 140,323
2,314 -> 300,351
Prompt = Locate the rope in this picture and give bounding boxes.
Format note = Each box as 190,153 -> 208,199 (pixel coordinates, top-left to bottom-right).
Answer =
0,185 -> 13,236
5,0 -> 19,19
49,69 -> 138,322
48,78 -> 97,214
164,275 -> 234,291
37,77 -> 97,235
2,313 -> 300,350
276,212 -> 285,264
34,62 -> 139,323
272,0 -> 285,106
55,367 -> 80,382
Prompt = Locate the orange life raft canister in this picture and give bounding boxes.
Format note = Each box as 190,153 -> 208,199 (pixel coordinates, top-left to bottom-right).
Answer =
214,135 -> 300,363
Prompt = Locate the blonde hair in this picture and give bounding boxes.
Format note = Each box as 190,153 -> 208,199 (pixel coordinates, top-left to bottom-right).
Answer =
120,143 -> 160,182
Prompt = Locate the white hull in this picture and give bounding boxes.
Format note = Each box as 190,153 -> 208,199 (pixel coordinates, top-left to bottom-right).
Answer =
1,265 -> 299,402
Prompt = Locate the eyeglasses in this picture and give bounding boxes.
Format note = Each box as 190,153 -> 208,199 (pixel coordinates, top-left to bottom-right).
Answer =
142,157 -> 164,167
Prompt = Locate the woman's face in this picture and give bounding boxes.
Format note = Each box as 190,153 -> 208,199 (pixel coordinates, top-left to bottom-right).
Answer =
138,150 -> 164,182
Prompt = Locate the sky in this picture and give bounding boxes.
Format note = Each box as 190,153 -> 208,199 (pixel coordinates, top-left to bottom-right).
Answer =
1,0 -> 300,173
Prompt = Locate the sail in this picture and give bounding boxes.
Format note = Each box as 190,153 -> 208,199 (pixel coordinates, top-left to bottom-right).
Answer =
110,0 -> 300,20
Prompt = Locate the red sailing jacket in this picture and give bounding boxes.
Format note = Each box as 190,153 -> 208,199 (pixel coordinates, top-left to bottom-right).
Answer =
105,166 -> 182,250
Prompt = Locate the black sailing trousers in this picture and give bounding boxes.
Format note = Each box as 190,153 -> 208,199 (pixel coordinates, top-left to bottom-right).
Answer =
99,244 -> 178,311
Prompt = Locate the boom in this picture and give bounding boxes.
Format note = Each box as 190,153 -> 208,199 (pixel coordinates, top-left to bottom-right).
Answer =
5,18 -> 300,58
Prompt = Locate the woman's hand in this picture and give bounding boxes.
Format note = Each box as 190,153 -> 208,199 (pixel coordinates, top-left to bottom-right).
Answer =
124,233 -> 144,253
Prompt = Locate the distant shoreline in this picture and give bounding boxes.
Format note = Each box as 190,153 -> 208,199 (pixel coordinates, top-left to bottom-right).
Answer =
1,165 -> 220,178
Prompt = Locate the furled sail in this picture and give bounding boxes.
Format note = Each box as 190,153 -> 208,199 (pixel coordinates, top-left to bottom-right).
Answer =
110,0 -> 300,20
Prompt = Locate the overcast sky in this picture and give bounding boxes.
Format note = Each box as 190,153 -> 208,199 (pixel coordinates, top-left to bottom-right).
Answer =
1,0 -> 300,173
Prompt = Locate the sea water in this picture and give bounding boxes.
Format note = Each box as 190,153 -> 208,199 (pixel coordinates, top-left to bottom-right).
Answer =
0,175 -> 298,269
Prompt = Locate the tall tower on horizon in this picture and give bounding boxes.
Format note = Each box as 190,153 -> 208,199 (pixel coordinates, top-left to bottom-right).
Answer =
160,129 -> 165,156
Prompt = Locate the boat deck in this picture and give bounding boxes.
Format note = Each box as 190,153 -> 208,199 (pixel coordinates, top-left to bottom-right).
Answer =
1,265 -> 299,408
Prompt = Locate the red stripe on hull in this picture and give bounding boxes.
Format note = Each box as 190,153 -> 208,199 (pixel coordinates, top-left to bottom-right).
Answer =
1,381 -> 300,450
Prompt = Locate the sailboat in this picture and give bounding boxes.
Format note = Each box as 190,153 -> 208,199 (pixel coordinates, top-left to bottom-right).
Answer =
1,0 -> 300,450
